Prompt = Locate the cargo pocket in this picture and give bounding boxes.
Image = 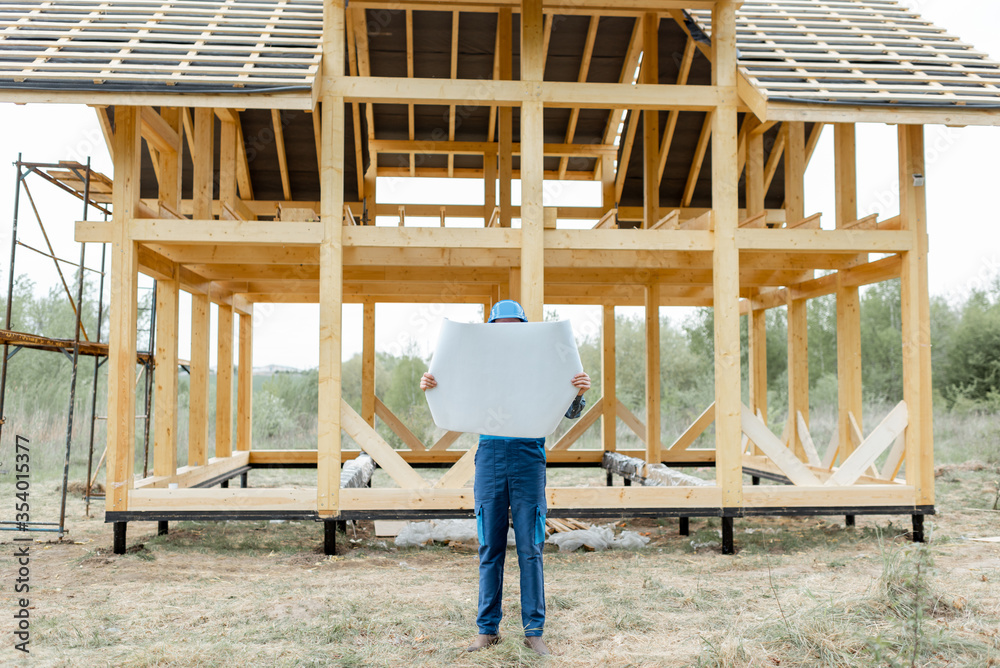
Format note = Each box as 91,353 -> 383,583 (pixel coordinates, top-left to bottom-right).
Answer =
534,505 -> 546,544
476,505 -> 485,546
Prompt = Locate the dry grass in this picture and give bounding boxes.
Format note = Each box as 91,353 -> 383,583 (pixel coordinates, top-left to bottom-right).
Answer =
1,406 -> 1000,666
0,466 -> 998,667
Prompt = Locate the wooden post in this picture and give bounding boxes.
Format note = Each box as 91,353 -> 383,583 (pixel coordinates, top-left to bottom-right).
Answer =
215,304 -> 234,458
784,119 -> 808,459
601,154 -> 615,216
747,118 -> 767,430
153,273 -> 179,477
318,0 -> 346,517
642,12 -> 659,229
645,283 -> 660,463
784,121 -> 806,222
153,107 -> 182,478
106,106 -> 141,512
899,124 -> 933,507
362,300 -> 376,426
602,304 -> 616,452
835,123 -> 862,462
484,146 -> 497,223
193,108 -> 215,219
748,307 -> 767,427
711,1 -> 743,510
520,0 -> 544,322
498,7 -> 513,229
236,311 -> 253,451
188,106 -> 214,468
188,294 -> 210,466
220,118 -> 238,210
786,295 -> 808,460
746,122 -> 765,217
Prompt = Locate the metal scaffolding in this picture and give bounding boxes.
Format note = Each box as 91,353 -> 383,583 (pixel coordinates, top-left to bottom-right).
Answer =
0,157 -> 155,535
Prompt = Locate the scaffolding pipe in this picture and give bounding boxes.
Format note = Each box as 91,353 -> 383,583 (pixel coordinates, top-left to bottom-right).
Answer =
141,282 -> 156,478
85,239 -> 107,517
0,156 -> 24,449
59,158 -> 91,536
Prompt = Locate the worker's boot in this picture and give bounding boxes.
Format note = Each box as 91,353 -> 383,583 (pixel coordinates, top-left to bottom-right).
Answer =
523,636 -> 551,655
466,634 -> 500,652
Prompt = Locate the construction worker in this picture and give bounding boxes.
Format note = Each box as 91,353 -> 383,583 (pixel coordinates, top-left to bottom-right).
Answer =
420,299 -> 591,656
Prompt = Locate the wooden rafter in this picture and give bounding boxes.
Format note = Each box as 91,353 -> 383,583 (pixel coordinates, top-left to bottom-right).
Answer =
345,14 -> 366,198
271,109 -> 291,201
557,16 -> 599,179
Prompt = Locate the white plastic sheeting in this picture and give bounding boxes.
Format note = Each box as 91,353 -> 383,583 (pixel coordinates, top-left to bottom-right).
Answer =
424,319 -> 583,438
545,524 -> 651,552
340,453 -> 375,488
602,451 -> 711,487
394,519 -> 517,548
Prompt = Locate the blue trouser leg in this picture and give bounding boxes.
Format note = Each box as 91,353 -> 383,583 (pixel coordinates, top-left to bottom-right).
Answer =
475,440 -> 510,635
509,439 -> 547,636
474,437 -> 547,637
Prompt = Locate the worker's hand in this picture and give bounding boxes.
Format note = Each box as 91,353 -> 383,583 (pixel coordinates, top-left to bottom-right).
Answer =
571,372 -> 591,396
420,372 -> 437,391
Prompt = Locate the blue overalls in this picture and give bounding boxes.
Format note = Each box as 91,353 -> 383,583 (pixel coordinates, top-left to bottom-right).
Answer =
474,395 -> 586,637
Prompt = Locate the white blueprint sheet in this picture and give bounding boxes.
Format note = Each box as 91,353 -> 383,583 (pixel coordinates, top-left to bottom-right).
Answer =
425,319 -> 584,438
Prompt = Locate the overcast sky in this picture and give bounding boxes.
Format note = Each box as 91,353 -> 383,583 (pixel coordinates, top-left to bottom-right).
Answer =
0,0 -> 996,370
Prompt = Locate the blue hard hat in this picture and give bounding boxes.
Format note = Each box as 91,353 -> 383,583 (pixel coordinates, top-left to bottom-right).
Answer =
488,300 -> 527,323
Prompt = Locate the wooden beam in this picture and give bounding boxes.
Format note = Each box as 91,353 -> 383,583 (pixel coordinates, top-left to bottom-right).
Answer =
336,76 -> 733,110
682,111 -> 714,208
519,0 -> 544,322
549,397 -> 603,451
106,106 -> 141,513
433,443 -> 479,489
666,402 -> 715,454
342,400 -> 426,488
827,402 -> 908,487
374,397 -> 427,452
741,406 -> 821,486
557,15 -> 599,179
657,38 -> 696,185
616,399 -> 646,444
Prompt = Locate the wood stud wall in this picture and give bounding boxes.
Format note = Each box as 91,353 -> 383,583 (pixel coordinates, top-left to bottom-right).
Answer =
85,0 -> 959,521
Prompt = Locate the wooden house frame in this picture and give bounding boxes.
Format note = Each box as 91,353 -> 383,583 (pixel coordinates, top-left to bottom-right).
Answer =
2,0 -> 998,554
